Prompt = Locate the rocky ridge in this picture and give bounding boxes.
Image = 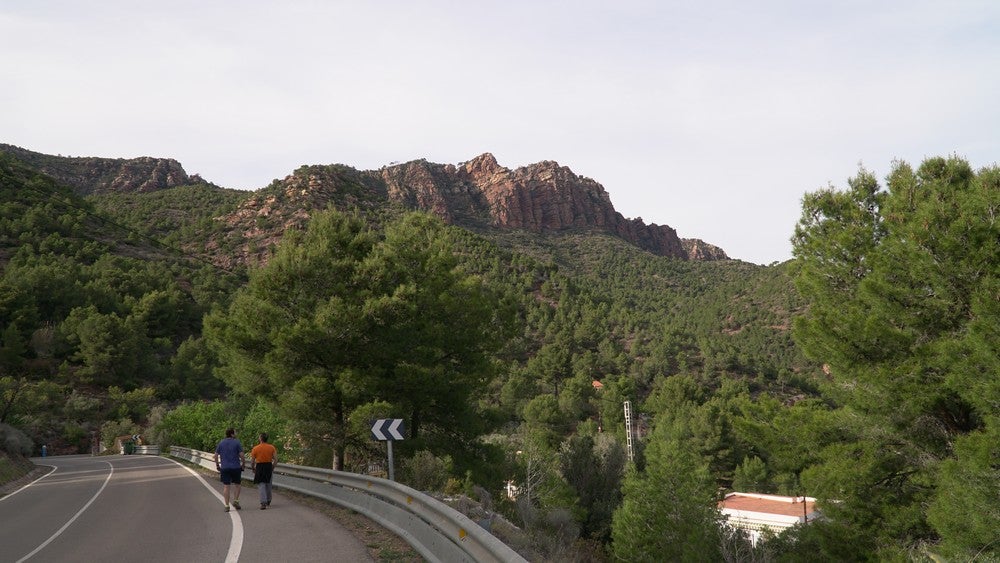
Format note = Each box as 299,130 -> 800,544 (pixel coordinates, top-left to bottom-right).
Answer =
3,143 -> 729,261
367,153 -> 727,260
0,144 -> 192,196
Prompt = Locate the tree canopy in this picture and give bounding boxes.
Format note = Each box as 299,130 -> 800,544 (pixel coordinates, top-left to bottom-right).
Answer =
204,209 -> 516,470
791,155 -> 1000,558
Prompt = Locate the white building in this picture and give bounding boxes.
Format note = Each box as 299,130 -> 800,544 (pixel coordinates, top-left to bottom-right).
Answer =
719,492 -> 819,544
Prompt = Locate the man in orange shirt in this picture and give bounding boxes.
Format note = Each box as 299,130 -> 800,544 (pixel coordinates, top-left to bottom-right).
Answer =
250,432 -> 278,510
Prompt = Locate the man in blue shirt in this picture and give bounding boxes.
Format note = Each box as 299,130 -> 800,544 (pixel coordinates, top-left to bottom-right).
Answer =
213,428 -> 245,512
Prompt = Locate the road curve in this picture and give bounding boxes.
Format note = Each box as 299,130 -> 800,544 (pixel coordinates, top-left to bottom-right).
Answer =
0,455 -> 372,563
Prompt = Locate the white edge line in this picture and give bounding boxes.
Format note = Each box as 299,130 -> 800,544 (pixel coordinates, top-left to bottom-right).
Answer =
164,456 -> 243,563
16,461 -> 114,563
0,465 -> 57,503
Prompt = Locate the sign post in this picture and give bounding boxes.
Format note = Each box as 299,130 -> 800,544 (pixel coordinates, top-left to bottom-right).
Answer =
371,418 -> 405,481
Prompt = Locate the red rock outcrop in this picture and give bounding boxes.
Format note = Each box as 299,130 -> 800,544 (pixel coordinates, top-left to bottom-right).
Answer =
374,153 -> 724,260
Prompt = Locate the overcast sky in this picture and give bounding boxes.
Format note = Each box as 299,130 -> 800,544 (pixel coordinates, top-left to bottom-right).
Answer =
3,1 -> 998,264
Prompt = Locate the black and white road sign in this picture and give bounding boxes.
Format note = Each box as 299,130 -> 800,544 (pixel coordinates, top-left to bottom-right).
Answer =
371,418 -> 405,441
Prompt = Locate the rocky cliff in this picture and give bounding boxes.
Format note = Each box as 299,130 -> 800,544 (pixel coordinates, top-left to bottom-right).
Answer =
682,239 -> 729,261
0,144 -> 192,196
371,154 -> 726,260
4,143 -> 729,261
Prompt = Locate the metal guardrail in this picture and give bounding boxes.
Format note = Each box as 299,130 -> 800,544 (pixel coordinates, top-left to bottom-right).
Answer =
169,446 -> 526,563
134,445 -> 160,455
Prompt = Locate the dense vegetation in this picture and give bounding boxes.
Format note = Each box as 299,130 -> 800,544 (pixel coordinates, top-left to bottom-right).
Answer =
0,153 -> 243,450
1,147 -> 995,561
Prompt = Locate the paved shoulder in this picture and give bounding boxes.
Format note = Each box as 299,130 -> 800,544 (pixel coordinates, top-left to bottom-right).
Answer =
237,490 -> 374,562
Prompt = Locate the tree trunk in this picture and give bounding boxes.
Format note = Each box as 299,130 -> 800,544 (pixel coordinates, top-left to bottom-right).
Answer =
410,407 -> 420,440
332,397 -> 345,471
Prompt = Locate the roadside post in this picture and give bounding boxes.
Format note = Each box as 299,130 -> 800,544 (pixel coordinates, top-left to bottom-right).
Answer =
370,418 -> 405,481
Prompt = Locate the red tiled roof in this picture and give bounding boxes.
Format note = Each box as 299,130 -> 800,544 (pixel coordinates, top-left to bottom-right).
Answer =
719,494 -> 816,517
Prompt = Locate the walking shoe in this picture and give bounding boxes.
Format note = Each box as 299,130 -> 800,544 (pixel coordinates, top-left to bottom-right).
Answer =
232,500 -> 241,510
260,503 -> 267,510
224,505 -> 230,512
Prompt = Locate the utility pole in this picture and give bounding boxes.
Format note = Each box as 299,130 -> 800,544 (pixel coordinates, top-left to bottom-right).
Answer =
623,400 -> 634,463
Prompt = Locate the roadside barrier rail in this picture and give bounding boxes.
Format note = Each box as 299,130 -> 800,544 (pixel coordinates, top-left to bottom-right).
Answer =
169,446 -> 526,563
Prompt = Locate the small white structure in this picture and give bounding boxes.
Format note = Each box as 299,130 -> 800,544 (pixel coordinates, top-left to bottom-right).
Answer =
719,492 -> 819,544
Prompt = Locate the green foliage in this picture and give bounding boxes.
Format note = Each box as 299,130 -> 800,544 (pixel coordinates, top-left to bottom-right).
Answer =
85,183 -> 246,251
733,455 -> 770,493
791,155 -> 1000,554
100,418 -> 141,450
166,336 -> 225,400
611,433 -> 722,562
108,386 -> 156,420
239,399 -> 285,455
402,450 -> 453,492
0,152 -> 245,451
15,144 -> 994,558
522,394 -> 566,450
927,420 -> 1000,560
558,433 -> 625,542
153,400 -> 231,452
765,518 -> 875,562
205,209 -> 516,471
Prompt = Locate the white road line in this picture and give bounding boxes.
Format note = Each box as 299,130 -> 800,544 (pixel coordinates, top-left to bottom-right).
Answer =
0,465 -> 56,503
16,461 -> 114,563
165,457 -> 244,562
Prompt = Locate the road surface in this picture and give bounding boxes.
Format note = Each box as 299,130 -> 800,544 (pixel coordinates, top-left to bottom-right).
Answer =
0,455 -> 373,562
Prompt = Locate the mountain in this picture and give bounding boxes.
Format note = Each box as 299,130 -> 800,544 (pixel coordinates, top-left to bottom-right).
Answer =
374,153 -> 728,260
0,145 -> 728,263
1,141 -> 813,491
0,144 -> 194,196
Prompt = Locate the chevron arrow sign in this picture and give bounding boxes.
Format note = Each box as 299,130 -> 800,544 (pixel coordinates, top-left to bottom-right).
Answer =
371,418 -> 405,441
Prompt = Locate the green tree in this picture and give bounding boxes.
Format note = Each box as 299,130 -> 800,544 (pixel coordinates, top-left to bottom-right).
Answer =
927,420 -> 1000,560
558,433 -> 625,542
791,156 -> 1000,553
166,336 -> 224,400
356,212 -> 515,456
154,400 -> 231,451
732,455 -> 770,493
611,434 -> 722,562
59,306 -> 149,388
205,209 -> 513,470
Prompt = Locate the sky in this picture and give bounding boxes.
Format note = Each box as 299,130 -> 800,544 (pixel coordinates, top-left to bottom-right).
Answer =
2,1 -> 999,264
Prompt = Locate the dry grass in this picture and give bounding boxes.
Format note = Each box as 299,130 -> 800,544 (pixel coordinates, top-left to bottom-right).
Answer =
0,453 -> 46,498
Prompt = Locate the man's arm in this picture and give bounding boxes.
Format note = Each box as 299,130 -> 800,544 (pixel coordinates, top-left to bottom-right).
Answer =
213,451 -> 220,471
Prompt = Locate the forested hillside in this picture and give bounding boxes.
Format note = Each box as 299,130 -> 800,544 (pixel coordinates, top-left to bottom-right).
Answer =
2,147 -> 996,561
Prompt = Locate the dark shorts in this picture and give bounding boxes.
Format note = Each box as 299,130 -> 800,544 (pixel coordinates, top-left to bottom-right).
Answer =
220,467 -> 242,485
253,462 -> 274,484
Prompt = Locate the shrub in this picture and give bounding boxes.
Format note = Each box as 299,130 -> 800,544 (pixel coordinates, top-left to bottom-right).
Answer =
0,424 -> 33,456
403,450 -> 452,492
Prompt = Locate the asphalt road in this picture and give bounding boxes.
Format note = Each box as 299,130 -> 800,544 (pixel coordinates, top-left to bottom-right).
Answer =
0,455 -> 373,563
